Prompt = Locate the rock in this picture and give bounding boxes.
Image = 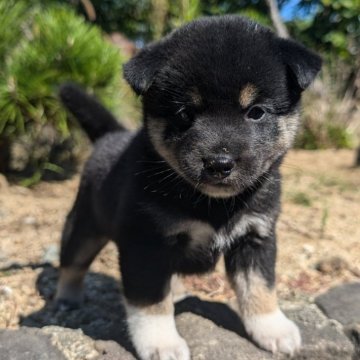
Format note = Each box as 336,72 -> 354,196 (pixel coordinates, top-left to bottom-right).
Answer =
0,285 -> 13,299
42,244 -> 59,264
284,304 -> 355,360
344,323 -> 360,359
302,244 -> 315,257
1,300 -> 356,360
22,215 -> 38,227
315,256 -> 349,275
315,282 -> 360,325
42,326 -> 99,360
0,326 -> 135,360
95,340 -> 135,360
0,328 -> 65,360
176,312 -> 272,360
175,305 -> 355,360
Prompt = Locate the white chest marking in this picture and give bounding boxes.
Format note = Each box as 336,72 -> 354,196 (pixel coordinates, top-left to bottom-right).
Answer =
166,213 -> 272,252
214,214 -> 272,251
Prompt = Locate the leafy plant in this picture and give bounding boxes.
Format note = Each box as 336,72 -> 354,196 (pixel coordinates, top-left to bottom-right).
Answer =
0,1 -> 125,176
295,81 -> 355,150
0,1 -> 29,66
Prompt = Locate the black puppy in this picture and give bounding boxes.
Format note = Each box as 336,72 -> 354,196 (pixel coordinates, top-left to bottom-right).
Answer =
57,15 -> 321,360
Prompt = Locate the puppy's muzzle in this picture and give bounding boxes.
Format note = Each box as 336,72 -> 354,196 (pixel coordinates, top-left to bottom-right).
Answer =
202,154 -> 235,181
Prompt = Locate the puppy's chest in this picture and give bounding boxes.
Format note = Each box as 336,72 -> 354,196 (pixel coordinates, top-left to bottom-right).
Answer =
165,213 -> 271,251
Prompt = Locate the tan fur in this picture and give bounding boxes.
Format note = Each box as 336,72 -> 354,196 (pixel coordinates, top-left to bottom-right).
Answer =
56,267 -> 86,301
76,239 -> 108,265
277,112 -> 300,149
165,220 -> 214,249
126,291 -> 173,315
201,184 -> 239,198
171,274 -> 188,302
229,270 -> 277,317
147,117 -> 184,178
189,87 -> 202,106
239,83 -> 258,108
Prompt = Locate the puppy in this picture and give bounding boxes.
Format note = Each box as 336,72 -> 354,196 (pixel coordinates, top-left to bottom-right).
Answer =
56,15 -> 321,360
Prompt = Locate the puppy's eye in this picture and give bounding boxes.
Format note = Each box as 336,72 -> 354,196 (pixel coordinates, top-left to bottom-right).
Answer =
172,108 -> 193,131
179,110 -> 190,122
246,106 -> 265,121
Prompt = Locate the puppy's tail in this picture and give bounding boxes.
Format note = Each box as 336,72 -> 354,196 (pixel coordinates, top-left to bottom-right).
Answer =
59,83 -> 124,143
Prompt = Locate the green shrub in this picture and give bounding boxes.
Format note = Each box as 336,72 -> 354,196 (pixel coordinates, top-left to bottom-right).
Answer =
295,79 -> 355,150
0,1 -> 29,65
295,121 -> 353,150
0,1 -> 126,176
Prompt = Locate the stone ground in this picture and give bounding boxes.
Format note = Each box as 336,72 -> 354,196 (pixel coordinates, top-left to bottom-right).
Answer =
0,149 -> 360,359
0,283 -> 359,359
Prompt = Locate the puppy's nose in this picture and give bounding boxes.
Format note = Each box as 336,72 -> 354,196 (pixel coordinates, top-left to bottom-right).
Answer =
203,155 -> 235,179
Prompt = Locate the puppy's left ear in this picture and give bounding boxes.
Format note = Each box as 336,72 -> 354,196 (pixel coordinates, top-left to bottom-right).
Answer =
123,39 -> 169,95
277,38 -> 322,91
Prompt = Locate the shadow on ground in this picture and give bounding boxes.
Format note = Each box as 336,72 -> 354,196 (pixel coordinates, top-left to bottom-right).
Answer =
20,266 -> 248,358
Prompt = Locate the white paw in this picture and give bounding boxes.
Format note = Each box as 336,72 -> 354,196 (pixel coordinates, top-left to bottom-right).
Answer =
126,310 -> 190,360
136,334 -> 190,360
244,309 -> 301,355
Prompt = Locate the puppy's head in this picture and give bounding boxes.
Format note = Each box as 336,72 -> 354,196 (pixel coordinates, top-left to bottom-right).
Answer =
124,16 -> 322,198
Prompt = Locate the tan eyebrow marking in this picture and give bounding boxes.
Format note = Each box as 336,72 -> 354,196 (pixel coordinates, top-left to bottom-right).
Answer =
239,83 -> 258,108
189,87 -> 202,106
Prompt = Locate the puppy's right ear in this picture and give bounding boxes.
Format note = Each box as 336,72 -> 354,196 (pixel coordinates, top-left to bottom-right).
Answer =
123,40 -> 169,95
277,38 -> 322,91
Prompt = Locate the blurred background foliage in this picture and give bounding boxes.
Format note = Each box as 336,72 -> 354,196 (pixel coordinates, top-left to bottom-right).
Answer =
0,0 -> 359,182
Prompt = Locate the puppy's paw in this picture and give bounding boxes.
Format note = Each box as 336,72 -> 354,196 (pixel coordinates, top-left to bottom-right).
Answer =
244,309 -> 301,355
136,334 -> 190,360
127,312 -> 190,360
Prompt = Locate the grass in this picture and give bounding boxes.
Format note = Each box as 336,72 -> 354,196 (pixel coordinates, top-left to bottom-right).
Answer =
316,174 -> 359,193
289,191 -> 313,207
320,205 -> 330,238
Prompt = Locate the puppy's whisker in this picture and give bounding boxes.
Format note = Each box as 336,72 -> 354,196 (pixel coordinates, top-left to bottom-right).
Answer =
136,160 -> 167,164
134,166 -> 168,176
171,100 -> 194,106
158,171 -> 178,184
281,163 -> 302,171
175,106 -> 186,114
147,168 -> 174,178
168,177 -> 187,195
167,174 -> 183,185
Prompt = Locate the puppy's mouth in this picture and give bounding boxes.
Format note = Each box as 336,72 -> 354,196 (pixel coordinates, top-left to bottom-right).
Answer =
200,174 -> 233,187
198,182 -> 238,198
197,169 -> 238,198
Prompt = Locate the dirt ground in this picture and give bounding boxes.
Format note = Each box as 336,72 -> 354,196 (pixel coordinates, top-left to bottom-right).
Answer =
1,149 -> 359,329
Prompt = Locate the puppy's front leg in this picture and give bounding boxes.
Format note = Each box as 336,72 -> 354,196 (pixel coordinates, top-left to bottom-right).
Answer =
121,248 -> 190,360
225,231 -> 301,355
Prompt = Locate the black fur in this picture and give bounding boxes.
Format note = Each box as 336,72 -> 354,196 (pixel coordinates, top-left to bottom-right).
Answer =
58,16 -> 321,307
59,83 -> 123,142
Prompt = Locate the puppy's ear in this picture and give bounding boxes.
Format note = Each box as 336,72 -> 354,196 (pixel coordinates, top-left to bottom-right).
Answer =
123,40 -> 168,95
277,38 -> 322,91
